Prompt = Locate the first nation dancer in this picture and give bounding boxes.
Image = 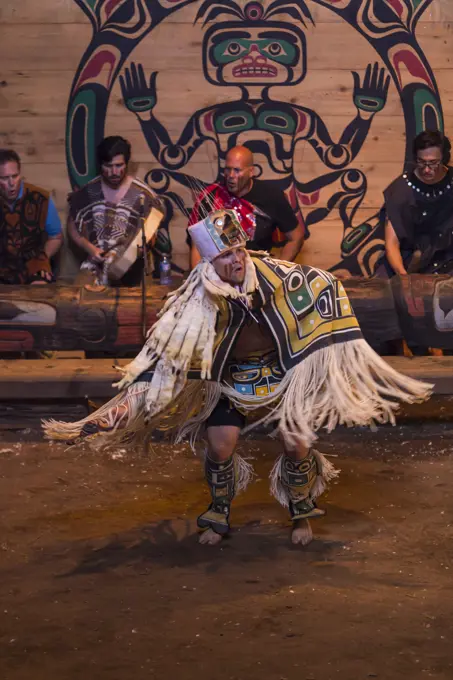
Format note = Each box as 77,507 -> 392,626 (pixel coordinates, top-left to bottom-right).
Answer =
44,209 -> 432,546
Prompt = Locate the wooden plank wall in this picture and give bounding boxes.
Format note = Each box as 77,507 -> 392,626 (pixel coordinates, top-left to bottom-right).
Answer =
0,0 -> 452,276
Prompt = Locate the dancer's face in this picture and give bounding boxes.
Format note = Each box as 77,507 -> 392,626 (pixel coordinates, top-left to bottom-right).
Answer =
213,247 -> 246,284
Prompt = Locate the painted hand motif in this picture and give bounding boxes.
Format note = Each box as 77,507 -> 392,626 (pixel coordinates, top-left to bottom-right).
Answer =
352,62 -> 391,118
120,63 -> 158,116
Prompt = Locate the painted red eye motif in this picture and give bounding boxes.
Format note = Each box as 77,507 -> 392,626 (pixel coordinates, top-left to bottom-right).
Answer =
244,1 -> 264,21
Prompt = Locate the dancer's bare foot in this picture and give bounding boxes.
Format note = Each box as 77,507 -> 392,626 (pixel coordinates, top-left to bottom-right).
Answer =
198,528 -> 224,545
291,518 -> 313,546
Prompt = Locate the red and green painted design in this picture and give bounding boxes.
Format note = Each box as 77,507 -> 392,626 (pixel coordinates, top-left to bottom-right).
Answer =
66,0 -> 443,276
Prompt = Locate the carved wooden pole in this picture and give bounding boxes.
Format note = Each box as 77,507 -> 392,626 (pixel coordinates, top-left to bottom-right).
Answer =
1,275 -> 453,353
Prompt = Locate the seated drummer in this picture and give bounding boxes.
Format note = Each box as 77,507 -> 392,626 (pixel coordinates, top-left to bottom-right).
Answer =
188,146 -> 304,269
383,129 -> 453,357
384,130 -> 453,275
0,149 -> 63,284
67,136 -> 163,286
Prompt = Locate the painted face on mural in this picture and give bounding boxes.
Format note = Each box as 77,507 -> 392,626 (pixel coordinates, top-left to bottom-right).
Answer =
415,146 -> 445,185
0,161 -> 22,204
206,24 -> 305,86
100,154 -> 128,189
213,247 -> 246,285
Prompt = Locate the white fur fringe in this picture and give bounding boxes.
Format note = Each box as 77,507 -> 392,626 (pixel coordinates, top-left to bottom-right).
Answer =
234,452 -> 256,494
42,379 -> 149,446
269,449 -> 340,508
42,253 -> 258,445
222,338 -> 433,448
43,337 -> 432,454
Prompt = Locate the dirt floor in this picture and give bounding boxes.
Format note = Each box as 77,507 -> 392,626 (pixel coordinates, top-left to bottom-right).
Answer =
1,403 -> 453,679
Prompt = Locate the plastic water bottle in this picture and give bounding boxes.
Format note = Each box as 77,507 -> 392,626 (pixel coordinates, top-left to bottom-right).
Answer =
159,255 -> 172,285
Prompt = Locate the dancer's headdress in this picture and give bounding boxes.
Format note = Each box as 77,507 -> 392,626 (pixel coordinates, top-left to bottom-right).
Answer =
188,209 -> 248,261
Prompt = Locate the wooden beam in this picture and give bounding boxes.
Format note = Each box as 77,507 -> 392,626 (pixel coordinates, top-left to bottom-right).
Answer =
382,356 -> 453,395
0,359 -> 130,400
2,23 -> 451,72
0,356 -> 452,401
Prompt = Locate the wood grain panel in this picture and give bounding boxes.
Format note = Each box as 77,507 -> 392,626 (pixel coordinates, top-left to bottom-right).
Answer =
0,114 -> 409,164
1,22 -> 452,72
2,1 -> 452,24
3,66 -> 451,120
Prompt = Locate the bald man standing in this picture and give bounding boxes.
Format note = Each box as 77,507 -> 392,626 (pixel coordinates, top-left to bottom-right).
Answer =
188,146 -> 304,268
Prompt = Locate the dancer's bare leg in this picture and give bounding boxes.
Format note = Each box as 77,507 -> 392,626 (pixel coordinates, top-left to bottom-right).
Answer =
198,424 -> 240,546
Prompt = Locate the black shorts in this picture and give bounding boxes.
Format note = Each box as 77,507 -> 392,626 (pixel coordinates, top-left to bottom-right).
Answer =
205,398 -> 246,429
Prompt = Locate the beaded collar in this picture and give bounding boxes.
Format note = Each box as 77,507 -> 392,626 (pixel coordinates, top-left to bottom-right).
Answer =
402,167 -> 453,199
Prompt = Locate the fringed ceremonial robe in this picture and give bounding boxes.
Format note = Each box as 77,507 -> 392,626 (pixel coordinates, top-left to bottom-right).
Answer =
44,253 -> 432,449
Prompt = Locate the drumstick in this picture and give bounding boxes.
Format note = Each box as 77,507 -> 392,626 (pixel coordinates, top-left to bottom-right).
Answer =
140,193 -> 148,342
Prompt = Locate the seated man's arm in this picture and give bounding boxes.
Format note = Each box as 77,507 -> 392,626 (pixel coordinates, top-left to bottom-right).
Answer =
385,220 -> 407,275
280,223 -> 305,262
67,216 -> 104,263
43,198 -> 63,259
44,234 -> 63,259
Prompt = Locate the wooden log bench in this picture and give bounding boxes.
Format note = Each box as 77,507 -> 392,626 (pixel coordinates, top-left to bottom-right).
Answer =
0,356 -> 451,401
0,273 -> 453,355
0,357 -> 451,430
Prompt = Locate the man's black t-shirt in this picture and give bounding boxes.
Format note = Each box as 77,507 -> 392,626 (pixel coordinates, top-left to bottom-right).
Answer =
240,179 -> 298,251
187,179 -> 298,252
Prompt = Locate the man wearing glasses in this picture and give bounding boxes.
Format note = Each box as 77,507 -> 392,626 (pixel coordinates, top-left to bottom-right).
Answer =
384,129 -> 453,275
